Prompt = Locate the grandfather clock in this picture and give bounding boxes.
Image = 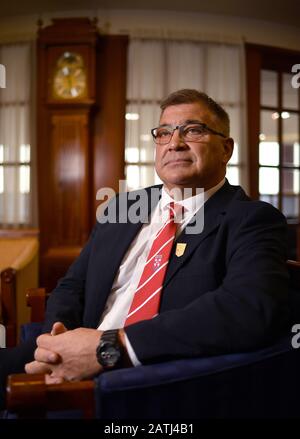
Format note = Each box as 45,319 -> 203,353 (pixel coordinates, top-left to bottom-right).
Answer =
37,18 -> 127,291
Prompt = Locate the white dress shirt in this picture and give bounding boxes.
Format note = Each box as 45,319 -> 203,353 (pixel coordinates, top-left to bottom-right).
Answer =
97,179 -> 225,365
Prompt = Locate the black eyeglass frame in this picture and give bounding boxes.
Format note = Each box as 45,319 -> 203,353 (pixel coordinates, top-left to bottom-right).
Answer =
151,122 -> 226,144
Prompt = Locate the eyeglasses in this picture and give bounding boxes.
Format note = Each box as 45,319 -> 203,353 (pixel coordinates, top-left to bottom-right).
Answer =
151,122 -> 226,145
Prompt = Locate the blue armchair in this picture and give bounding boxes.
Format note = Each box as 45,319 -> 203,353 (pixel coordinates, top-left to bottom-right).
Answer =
6,261 -> 300,419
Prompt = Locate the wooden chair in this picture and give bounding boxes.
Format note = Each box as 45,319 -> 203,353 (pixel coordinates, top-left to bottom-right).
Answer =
0,268 -> 16,347
0,231 -> 39,346
5,260 -> 300,419
7,374 -> 95,419
25,287 -> 47,323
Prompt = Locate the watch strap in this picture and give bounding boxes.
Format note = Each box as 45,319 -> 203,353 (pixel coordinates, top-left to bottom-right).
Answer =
101,329 -> 119,344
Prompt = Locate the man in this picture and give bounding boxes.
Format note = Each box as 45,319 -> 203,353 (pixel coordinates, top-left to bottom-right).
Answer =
0,89 -> 289,404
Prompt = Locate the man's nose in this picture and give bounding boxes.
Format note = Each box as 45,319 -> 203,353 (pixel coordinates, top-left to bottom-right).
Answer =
168,128 -> 186,149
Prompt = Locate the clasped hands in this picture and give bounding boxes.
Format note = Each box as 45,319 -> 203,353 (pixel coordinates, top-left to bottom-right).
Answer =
25,322 -> 103,383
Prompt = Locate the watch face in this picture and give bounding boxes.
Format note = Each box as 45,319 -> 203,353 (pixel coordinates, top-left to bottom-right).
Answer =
52,51 -> 87,100
98,343 -> 121,368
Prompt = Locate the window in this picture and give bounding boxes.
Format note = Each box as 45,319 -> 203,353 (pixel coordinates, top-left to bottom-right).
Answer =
0,43 -> 34,226
246,44 -> 300,219
125,39 -> 247,191
259,70 -> 300,217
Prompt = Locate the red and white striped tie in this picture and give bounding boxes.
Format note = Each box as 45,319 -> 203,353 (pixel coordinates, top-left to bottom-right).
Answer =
125,202 -> 180,326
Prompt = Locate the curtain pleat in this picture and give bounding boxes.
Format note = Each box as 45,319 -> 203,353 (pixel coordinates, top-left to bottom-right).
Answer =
0,43 -> 33,226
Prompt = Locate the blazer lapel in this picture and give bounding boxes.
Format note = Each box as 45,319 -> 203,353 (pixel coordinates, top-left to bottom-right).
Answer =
163,181 -> 236,286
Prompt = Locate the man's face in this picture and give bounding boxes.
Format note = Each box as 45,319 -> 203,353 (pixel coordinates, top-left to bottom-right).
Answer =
154,103 -> 233,192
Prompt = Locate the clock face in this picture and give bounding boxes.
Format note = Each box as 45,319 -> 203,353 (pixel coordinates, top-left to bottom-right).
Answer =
52,51 -> 87,100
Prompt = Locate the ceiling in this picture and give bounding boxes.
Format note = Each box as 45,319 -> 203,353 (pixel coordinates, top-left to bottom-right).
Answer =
1,0 -> 300,28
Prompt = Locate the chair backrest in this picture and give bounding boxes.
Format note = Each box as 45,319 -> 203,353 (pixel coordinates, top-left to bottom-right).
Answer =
0,268 -> 17,346
0,234 -> 39,346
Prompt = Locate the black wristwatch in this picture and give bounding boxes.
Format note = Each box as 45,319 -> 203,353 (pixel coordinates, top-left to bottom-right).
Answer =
96,329 -> 122,369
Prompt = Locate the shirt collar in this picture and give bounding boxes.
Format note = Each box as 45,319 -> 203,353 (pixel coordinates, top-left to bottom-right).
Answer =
160,178 -> 226,218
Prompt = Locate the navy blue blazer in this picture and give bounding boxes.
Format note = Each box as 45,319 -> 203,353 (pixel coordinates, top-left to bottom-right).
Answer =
41,180 -> 289,364
0,180 -> 289,408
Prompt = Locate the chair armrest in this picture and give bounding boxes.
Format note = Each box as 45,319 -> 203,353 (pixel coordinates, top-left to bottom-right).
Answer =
6,335 -> 297,419
94,335 -> 298,418
6,374 -> 95,418
97,336 -> 292,392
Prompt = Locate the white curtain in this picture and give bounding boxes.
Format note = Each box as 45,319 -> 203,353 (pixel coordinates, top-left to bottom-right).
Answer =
0,43 -> 35,226
126,39 -> 248,191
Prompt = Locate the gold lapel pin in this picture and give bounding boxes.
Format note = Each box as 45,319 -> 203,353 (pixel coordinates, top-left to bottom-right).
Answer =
175,243 -> 187,257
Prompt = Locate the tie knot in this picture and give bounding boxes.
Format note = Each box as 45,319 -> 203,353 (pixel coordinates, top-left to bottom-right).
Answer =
168,202 -> 184,221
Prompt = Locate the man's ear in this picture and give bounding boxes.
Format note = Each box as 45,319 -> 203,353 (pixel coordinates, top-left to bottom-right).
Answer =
223,137 -> 234,164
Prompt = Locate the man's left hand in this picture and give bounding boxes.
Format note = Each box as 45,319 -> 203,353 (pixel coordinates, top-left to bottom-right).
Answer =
25,327 -> 103,381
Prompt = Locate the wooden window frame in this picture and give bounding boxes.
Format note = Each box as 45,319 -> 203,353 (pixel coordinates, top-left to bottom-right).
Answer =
245,43 -> 300,201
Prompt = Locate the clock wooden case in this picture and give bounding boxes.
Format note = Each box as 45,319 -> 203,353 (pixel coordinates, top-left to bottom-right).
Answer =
37,18 -> 127,292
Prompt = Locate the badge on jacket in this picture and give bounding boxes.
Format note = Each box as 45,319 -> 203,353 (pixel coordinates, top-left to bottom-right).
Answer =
175,243 -> 187,257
